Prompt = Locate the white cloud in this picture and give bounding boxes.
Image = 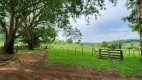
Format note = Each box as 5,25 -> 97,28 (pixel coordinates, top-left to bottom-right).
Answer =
82,31 -> 139,43
58,0 -> 139,43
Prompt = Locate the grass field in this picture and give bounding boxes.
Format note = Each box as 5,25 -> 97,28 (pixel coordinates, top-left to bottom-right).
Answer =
122,42 -> 139,49
46,43 -> 142,77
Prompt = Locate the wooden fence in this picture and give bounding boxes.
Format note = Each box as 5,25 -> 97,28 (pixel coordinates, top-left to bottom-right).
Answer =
99,49 -> 123,60
99,49 -> 109,59
109,50 -> 123,60
14,46 -> 141,59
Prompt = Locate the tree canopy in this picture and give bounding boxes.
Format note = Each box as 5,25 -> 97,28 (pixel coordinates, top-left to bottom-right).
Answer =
0,0 -> 113,54
123,0 -> 142,35
0,0 -> 140,54
101,41 -> 108,48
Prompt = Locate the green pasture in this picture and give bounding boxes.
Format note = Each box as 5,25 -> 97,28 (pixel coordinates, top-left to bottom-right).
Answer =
46,44 -> 142,77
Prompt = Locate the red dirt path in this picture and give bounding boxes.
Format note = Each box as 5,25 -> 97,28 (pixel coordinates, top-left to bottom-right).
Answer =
0,51 -> 141,80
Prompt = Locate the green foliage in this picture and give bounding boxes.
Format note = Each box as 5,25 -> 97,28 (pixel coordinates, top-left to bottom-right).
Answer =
75,40 -> 81,44
36,26 -> 57,43
54,40 -> 65,45
66,38 -> 73,43
107,41 -> 123,49
122,42 -> 140,50
108,42 -> 118,49
123,39 -> 139,43
63,26 -> 82,41
0,29 -> 2,34
0,34 -> 4,42
81,39 -> 139,49
118,42 -> 122,49
1,0 -> 116,53
101,41 -> 108,48
123,0 -> 142,35
20,25 -> 57,47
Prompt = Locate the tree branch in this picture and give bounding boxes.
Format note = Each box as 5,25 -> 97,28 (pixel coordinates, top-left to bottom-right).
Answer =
0,19 -> 8,34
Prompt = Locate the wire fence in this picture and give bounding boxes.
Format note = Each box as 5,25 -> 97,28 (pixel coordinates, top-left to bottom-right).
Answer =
49,46 -> 141,57
12,44 -> 142,58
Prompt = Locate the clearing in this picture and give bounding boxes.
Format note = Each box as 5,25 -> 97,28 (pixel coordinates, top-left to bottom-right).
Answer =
0,50 -> 141,80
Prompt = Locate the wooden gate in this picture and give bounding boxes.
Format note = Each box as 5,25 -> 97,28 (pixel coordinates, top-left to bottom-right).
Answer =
99,49 -> 123,60
99,49 -> 109,59
109,50 -> 123,60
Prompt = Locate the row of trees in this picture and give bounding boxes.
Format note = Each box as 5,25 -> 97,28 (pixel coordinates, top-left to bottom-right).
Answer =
101,41 -> 122,49
0,0 -> 110,54
0,0 -> 141,54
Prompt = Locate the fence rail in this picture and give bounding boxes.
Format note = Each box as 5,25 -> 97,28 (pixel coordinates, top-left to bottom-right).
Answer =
99,49 -> 123,60
13,45 -> 141,59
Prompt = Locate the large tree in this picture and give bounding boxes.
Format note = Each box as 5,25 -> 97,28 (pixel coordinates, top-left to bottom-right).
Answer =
0,0 -> 47,54
123,0 -> 142,61
0,0 -> 137,54
0,0 -> 109,54
20,25 -> 57,49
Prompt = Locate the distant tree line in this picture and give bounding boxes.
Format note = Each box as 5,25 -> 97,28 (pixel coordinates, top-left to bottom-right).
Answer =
101,40 -> 140,50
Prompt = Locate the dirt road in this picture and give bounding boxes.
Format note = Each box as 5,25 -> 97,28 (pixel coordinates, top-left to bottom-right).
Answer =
0,51 -> 141,80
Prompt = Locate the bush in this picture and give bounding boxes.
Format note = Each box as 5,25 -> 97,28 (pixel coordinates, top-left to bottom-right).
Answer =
66,38 -> 73,43
101,41 -> 108,48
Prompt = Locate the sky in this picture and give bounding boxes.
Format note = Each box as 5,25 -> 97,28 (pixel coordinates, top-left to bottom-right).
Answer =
58,1 -> 139,43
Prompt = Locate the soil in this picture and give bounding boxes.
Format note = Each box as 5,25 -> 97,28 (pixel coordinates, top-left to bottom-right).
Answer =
0,50 -> 141,80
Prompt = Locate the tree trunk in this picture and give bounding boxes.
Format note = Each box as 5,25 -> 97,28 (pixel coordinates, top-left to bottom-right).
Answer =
2,3 -> 15,54
0,1 -> 18,54
27,25 -> 34,50
27,37 -> 34,50
3,38 -> 15,54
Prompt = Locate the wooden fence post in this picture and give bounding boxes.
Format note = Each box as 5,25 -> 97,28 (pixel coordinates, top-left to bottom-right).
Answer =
108,49 -> 110,58
120,50 -> 123,60
99,49 -> 101,58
